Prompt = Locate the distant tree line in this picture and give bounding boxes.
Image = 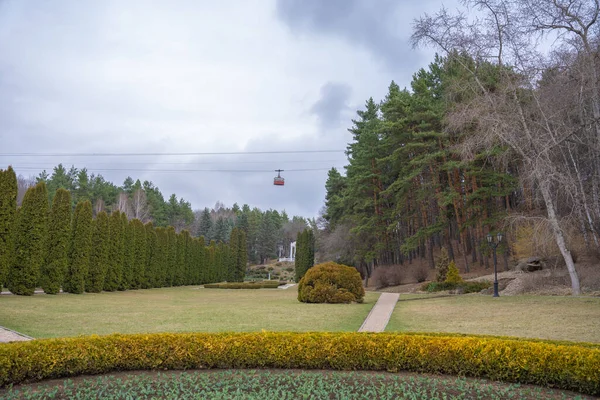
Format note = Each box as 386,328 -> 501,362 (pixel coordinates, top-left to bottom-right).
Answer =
0,166 -> 247,295
14,164 -> 309,265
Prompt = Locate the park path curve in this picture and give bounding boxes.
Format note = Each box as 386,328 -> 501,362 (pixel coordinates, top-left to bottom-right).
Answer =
358,293 -> 399,333
0,326 -> 33,343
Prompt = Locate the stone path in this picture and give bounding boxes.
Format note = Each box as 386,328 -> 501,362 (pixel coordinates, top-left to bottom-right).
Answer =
278,283 -> 297,289
358,293 -> 400,333
0,326 -> 33,343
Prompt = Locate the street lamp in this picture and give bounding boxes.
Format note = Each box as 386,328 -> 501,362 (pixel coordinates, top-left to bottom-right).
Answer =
487,232 -> 504,297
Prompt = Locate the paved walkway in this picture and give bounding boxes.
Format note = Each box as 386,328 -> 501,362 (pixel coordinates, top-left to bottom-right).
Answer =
358,293 -> 399,332
0,326 -> 33,343
278,283 -> 297,289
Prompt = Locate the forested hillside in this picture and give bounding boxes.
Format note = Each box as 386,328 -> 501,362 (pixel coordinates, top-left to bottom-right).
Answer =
320,0 -> 600,295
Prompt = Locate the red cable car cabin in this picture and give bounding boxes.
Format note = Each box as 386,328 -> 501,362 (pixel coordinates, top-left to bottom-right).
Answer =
274,170 -> 285,186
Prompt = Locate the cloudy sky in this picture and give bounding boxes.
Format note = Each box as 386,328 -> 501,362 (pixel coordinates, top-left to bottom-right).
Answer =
0,0 -> 449,218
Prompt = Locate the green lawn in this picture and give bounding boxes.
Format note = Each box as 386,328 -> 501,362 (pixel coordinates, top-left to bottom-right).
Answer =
386,294 -> 600,343
0,287 -> 379,338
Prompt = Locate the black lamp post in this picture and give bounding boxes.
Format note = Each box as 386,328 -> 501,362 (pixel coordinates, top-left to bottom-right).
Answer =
487,232 -> 504,297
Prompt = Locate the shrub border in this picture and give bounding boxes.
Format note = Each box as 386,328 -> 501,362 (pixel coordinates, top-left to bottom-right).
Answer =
0,332 -> 598,395
203,281 -> 281,289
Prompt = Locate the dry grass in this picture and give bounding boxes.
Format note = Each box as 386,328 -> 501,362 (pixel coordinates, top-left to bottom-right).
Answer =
386,294 -> 600,342
0,287 -> 379,339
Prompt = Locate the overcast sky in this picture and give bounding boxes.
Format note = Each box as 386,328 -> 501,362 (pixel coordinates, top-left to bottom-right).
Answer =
0,0 -> 449,218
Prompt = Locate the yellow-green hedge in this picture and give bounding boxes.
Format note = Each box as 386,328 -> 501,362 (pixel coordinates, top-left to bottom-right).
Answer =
204,281 -> 280,289
0,332 -> 598,395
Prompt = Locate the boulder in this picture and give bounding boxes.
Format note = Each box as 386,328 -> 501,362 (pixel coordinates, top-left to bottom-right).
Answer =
515,257 -> 544,272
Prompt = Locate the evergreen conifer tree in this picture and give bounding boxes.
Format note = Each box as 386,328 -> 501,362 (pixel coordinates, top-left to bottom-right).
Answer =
216,241 -> 225,282
8,182 -> 48,295
86,211 -> 109,292
237,230 -> 248,282
197,235 -> 206,284
207,240 -> 217,283
121,218 -> 135,290
295,228 -> 315,282
131,219 -> 147,289
145,222 -> 158,288
104,211 -> 124,291
154,227 -> 167,287
64,200 -> 93,294
198,208 -> 212,240
165,227 -> 177,286
228,228 -> 239,281
0,166 -> 17,290
41,188 -> 71,294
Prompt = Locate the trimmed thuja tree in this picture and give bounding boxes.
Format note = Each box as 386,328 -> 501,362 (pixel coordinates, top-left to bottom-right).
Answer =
104,210 -> 124,291
119,212 -> 132,290
228,228 -> 239,282
154,227 -> 167,287
130,219 -> 147,290
237,230 -> 247,282
172,231 -> 184,286
64,200 -> 93,294
165,227 -> 177,287
207,240 -> 217,283
197,235 -> 206,284
41,188 -> 71,294
86,211 -> 109,293
227,228 -> 247,282
145,222 -> 158,288
295,228 -> 315,282
0,166 -> 17,290
8,182 -> 49,295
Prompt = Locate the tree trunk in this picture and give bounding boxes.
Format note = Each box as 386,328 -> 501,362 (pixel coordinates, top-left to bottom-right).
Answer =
539,181 -> 581,295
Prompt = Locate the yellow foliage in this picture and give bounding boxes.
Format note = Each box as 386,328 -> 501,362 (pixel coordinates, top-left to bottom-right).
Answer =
513,226 -> 535,260
298,262 -> 364,303
0,332 -> 598,395
444,261 -> 463,284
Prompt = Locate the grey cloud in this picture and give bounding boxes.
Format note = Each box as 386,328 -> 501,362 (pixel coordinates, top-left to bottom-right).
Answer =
310,82 -> 352,129
276,0 -> 435,70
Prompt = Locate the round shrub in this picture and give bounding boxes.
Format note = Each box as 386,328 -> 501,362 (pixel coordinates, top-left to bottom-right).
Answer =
298,261 -> 364,303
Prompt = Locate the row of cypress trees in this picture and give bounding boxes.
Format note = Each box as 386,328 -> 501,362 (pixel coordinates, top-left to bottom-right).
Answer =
0,166 -> 248,295
295,228 -> 315,282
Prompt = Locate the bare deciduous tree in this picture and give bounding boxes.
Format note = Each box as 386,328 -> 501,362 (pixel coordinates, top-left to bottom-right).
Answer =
94,198 -> 105,216
131,188 -> 151,223
115,192 -> 133,219
412,0 -> 600,295
16,175 -> 36,206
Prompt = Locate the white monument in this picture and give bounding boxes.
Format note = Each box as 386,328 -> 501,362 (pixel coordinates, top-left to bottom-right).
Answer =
278,241 -> 296,262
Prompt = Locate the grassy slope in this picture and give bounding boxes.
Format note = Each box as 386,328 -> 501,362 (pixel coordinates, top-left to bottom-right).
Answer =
386,294 -> 600,342
0,287 -> 378,338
